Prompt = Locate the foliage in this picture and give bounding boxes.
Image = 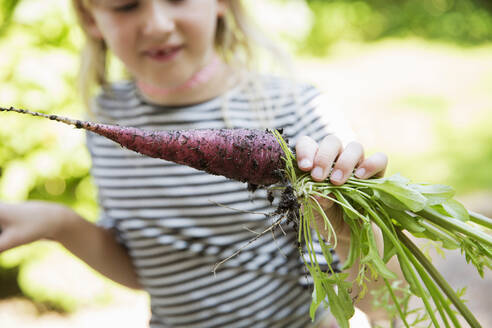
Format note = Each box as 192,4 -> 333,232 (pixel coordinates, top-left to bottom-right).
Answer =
0,0 -> 103,313
436,117 -> 492,193
0,0 -> 20,37
301,0 -> 492,56
389,97 -> 492,194
274,130 -> 491,328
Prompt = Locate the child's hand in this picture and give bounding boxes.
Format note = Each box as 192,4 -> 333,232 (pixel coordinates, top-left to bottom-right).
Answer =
296,135 -> 388,185
295,135 -> 388,236
0,201 -> 69,253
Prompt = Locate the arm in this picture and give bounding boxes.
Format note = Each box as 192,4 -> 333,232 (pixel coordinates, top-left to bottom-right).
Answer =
324,205 -> 405,325
0,201 -> 141,290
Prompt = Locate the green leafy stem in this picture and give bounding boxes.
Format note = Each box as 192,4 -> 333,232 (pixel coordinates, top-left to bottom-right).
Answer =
272,130 -> 491,328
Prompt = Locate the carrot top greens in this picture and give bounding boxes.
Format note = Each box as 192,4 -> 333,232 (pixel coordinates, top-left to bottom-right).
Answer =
272,130 -> 491,328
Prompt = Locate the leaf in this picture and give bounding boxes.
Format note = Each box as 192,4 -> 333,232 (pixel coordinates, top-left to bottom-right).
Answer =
308,267 -> 327,320
385,173 -> 411,185
360,223 -> 398,280
372,178 -> 427,212
442,199 -> 470,222
397,254 -> 421,297
369,173 -> 410,185
412,225 -> 460,250
382,205 -> 426,233
373,189 -> 409,211
324,281 -> 351,328
336,279 -> 355,320
429,199 -> 470,223
341,215 -> 361,270
337,189 -> 370,222
318,234 -> 334,267
435,246 -> 445,258
382,228 -> 398,263
409,183 -> 455,205
365,224 -> 398,280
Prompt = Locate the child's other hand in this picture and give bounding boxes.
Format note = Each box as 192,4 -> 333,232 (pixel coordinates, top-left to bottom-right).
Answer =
296,135 -> 388,185
0,201 -> 69,253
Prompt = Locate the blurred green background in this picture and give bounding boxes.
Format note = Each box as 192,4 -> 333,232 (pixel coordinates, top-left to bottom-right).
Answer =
0,0 -> 491,326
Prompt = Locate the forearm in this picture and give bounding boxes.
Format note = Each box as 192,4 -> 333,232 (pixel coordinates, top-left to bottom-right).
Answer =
54,208 -> 142,290
336,224 -> 404,323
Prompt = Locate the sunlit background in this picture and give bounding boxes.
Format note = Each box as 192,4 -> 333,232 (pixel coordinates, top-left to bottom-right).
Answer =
0,0 -> 491,327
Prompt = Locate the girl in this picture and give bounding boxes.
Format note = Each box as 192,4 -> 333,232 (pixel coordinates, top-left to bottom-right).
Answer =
0,0 -> 391,327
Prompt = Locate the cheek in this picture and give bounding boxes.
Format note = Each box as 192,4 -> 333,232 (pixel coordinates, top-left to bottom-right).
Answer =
181,12 -> 218,53
105,30 -> 138,70
107,32 -> 132,58
93,16 -> 135,60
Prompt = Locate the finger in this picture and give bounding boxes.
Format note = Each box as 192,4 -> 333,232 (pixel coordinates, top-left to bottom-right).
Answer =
0,230 -> 16,253
330,141 -> 364,185
0,204 -> 8,224
0,204 -> 8,234
354,152 -> 388,179
295,135 -> 318,171
312,135 -> 342,181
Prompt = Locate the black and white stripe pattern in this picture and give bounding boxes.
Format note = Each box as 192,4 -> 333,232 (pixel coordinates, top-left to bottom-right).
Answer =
87,76 -> 354,328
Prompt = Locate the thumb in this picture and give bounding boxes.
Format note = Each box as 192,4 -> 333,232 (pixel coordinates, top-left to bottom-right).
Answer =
313,194 -> 335,210
311,195 -> 347,238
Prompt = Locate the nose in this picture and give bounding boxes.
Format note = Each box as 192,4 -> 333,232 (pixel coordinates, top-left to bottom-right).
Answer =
142,1 -> 175,37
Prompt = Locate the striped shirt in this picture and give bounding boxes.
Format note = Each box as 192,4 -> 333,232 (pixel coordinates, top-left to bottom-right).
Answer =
86,75 -> 355,328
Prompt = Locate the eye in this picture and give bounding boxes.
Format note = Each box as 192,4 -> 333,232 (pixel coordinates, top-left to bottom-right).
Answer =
113,2 -> 139,12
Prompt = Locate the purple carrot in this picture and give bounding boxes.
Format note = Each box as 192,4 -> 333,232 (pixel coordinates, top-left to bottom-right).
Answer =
0,107 -> 285,185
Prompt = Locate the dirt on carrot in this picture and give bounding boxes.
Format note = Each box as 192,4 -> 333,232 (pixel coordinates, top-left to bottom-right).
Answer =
0,106 -> 286,186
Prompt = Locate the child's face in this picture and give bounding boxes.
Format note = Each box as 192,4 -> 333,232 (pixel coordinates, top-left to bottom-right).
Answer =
85,0 -> 227,88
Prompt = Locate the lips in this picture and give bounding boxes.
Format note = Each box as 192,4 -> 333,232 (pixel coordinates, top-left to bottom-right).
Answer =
144,45 -> 183,62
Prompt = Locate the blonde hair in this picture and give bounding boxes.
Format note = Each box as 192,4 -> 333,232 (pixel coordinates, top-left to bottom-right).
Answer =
72,0 -> 295,126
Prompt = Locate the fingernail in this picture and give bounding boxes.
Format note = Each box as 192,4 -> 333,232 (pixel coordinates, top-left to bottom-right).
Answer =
331,169 -> 343,182
355,168 -> 366,178
311,166 -> 324,180
299,159 -> 312,169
